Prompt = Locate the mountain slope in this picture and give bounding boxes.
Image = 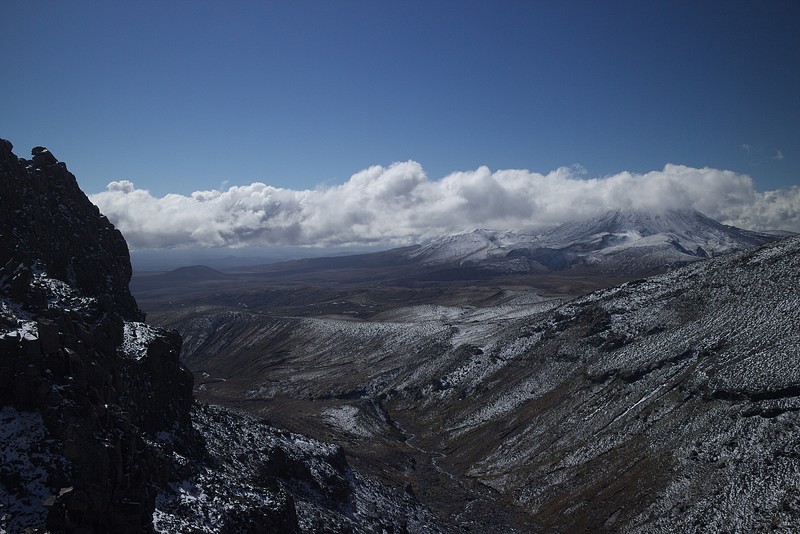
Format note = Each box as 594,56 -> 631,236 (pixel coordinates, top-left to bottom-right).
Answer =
406,228 -> 524,265
157,234 -> 800,531
407,209 -> 781,275
421,234 -> 800,530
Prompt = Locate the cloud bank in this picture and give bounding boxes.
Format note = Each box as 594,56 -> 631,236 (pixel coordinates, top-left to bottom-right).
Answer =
89,163 -> 800,250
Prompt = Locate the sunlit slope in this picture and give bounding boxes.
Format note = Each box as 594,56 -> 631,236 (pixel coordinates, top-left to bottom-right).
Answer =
154,235 -> 800,531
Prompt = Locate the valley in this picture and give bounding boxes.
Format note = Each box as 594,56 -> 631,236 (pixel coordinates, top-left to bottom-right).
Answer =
134,271 -> 583,532
6,4 -> 800,530
133,232 -> 800,531
6,139 -> 790,531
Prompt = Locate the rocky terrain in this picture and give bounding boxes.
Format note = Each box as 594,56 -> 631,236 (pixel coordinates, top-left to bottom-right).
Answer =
0,139 -> 193,533
147,234 -> 800,531
3,137 -> 798,532
0,140 -> 444,533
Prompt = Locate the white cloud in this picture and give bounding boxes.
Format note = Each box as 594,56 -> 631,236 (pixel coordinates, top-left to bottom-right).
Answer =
719,185 -> 800,233
89,162 -> 800,250
774,149 -> 784,160
107,180 -> 136,193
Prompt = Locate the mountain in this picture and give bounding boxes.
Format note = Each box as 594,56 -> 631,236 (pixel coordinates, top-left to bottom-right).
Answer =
405,228 -> 524,265
130,210 -> 778,297
0,140 -> 446,533
408,209 -> 781,275
130,265 -> 233,294
7,137 -> 797,532
152,233 -> 800,531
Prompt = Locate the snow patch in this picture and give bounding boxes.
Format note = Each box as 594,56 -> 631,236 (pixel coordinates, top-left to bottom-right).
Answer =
0,407 -> 69,534
322,405 -> 374,437
120,322 -> 158,360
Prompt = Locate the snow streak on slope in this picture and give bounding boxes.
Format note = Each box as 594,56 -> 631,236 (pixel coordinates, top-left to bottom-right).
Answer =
407,209 -> 780,274
121,322 -> 159,360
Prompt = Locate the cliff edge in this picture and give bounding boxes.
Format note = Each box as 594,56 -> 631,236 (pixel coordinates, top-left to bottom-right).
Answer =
0,139 -> 194,532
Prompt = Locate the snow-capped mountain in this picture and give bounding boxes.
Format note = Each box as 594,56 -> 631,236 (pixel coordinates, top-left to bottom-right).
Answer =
534,208 -> 774,253
407,209 -> 781,275
8,136 -> 796,532
406,228 -> 527,265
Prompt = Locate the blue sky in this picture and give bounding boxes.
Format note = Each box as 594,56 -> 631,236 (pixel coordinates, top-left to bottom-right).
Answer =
3,1 -> 800,249
3,0 -> 797,196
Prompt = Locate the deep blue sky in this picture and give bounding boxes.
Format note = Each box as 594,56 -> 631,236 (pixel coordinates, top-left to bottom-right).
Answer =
3,0 -> 798,197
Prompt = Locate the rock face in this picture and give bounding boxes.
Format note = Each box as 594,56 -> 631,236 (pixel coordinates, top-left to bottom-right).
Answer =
0,140 -> 448,534
0,139 -> 195,532
0,140 -> 142,321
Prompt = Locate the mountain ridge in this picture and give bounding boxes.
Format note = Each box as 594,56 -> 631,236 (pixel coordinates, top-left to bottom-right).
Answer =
407,208 -> 781,275
138,209 -> 781,291
5,138 -> 798,532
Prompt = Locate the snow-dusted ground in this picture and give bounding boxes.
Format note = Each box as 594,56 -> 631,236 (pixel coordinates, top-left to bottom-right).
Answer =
152,404 -> 449,533
0,407 -> 70,534
408,228 -> 530,265
322,405 -> 375,438
0,268 -> 97,342
158,235 -> 800,530
458,236 -> 800,529
120,321 -> 159,360
33,270 -> 96,315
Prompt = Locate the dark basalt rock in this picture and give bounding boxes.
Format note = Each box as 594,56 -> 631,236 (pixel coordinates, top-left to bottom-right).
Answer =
0,140 -> 141,321
0,139 -> 196,532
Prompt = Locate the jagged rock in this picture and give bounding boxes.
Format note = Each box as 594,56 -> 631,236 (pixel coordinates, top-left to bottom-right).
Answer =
37,319 -> 60,354
0,139 -> 196,532
31,146 -> 59,167
219,501 -> 300,534
0,140 -> 142,320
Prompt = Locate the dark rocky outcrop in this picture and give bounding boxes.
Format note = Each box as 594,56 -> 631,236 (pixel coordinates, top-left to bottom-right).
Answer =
0,139 -> 141,321
0,140 -> 195,532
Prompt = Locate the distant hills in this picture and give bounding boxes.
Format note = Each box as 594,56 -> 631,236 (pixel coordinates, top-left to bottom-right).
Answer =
135,209 -> 784,291
130,264 -> 233,292
406,208 -> 781,275
12,137 -> 798,532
